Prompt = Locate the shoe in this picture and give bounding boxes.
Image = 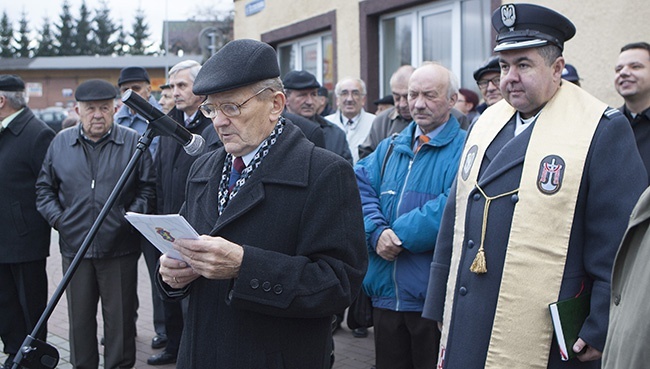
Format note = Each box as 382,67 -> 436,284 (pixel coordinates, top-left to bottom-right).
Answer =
151,334 -> 168,349
352,327 -> 368,338
147,350 -> 177,366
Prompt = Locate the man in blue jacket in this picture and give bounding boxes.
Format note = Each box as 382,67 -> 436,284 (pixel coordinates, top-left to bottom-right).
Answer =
355,62 -> 466,369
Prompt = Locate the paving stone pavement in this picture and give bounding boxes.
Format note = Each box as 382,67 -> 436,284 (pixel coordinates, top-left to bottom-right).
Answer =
2,231 -> 375,368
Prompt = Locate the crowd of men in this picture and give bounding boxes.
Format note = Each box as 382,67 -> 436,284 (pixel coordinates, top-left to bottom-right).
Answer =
2,3 -> 650,369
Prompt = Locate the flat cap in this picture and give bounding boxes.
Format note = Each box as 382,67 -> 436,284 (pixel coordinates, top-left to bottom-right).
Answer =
473,56 -> 500,81
118,66 -> 150,86
283,70 -> 320,90
317,86 -> 329,97
373,95 -> 394,106
193,39 -> 280,95
562,64 -> 580,82
492,3 -> 576,52
75,79 -> 118,101
159,83 -> 170,90
0,74 -> 25,91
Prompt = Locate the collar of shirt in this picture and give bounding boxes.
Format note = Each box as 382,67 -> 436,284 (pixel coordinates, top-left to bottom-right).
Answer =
1,107 -> 24,131
514,111 -> 541,137
238,141 -> 265,167
183,111 -> 198,126
79,123 -> 113,145
340,111 -> 362,131
412,121 -> 447,151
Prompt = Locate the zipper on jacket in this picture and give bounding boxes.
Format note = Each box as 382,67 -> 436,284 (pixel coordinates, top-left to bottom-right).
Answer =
393,156 -> 416,312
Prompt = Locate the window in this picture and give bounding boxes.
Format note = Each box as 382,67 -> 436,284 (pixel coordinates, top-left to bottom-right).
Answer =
278,33 -> 335,90
379,0 -> 492,96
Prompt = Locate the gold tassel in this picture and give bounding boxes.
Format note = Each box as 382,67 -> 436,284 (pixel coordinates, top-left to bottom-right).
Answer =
470,248 -> 487,274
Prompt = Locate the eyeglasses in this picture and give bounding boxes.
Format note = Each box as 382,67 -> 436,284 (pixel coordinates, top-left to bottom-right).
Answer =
199,87 -> 271,119
337,90 -> 364,98
477,76 -> 501,90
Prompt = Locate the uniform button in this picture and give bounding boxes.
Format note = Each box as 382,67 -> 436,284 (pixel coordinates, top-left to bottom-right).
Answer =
511,194 -> 519,203
459,286 -> 467,296
228,290 -> 234,301
273,284 -> 283,295
613,294 -> 621,306
467,240 -> 475,249
250,279 -> 259,289
262,281 -> 271,292
473,193 -> 481,201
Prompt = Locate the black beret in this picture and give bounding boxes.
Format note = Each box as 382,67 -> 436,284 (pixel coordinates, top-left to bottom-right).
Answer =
193,39 -> 280,95
0,74 -> 25,91
562,64 -> 580,82
373,95 -> 394,106
492,3 -> 576,52
75,79 -> 118,101
473,56 -> 500,81
118,66 -> 150,86
283,70 -> 320,90
317,86 -> 329,97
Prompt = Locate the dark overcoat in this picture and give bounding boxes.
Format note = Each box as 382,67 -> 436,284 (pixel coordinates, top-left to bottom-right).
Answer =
0,108 -> 55,263
423,111 -> 647,369
159,121 -> 367,368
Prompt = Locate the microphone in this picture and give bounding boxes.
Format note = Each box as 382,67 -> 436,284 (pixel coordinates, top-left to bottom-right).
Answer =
121,89 -> 205,156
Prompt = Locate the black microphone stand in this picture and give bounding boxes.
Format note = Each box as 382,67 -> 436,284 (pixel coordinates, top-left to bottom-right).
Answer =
11,127 -> 157,369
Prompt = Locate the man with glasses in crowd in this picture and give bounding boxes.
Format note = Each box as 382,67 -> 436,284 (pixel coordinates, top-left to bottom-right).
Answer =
474,56 -> 504,114
326,77 -> 375,164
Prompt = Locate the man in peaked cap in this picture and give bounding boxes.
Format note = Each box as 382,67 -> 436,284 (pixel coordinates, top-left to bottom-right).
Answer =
562,63 -> 581,86
423,4 -> 647,369
0,74 -> 55,369
156,39 -> 367,369
36,78 -> 156,369
474,56 -> 504,113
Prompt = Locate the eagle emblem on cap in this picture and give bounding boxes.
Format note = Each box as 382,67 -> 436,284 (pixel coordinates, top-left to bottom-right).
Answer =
537,155 -> 565,195
501,4 -> 516,28
156,227 -> 176,242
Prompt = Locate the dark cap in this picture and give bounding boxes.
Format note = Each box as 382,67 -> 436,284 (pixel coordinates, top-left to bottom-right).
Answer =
492,3 -> 576,52
159,84 -> 170,90
118,66 -> 150,86
0,74 -> 25,91
193,39 -> 280,95
317,86 -> 329,97
373,95 -> 394,106
561,64 -> 580,82
283,70 -> 320,90
75,79 -> 118,101
473,56 -> 501,81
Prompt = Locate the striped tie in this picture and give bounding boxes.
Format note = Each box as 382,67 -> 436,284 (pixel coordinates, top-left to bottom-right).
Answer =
228,157 -> 245,191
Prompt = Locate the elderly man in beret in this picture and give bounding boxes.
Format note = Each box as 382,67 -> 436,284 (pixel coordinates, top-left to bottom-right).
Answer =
284,70 -> 353,164
473,56 -> 504,114
155,39 -> 367,369
36,79 -> 156,369
423,4 -> 647,369
0,74 -> 55,369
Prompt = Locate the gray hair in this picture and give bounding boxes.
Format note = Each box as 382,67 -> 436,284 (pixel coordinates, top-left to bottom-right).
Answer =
334,77 -> 367,96
169,60 -> 202,82
249,77 -> 284,100
0,90 -> 27,110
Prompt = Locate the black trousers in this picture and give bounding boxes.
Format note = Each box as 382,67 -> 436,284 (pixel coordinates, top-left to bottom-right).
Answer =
373,307 -> 440,369
0,259 -> 48,357
141,238 -> 166,336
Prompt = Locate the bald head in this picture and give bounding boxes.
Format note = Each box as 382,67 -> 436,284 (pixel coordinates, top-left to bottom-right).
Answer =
407,62 -> 458,133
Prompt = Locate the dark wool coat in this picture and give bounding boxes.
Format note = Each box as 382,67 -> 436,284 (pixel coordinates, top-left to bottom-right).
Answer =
423,110 -> 647,369
158,121 -> 367,369
0,108 -> 55,263
156,107 -> 212,214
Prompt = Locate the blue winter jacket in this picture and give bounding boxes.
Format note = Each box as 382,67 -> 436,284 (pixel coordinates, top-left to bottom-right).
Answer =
355,118 -> 466,312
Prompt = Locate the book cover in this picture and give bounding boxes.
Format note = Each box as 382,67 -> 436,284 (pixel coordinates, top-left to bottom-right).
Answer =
125,212 -> 200,260
548,292 -> 591,361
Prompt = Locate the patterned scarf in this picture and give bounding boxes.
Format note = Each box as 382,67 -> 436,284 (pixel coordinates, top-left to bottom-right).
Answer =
217,117 -> 285,215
